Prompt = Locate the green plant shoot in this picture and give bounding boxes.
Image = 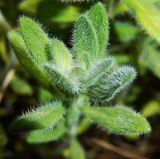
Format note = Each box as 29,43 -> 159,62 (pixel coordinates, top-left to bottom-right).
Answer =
8,2 -> 151,159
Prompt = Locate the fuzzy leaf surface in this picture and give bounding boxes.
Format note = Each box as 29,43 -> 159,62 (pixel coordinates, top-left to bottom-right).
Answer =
26,120 -> 66,143
50,39 -> 73,72
20,17 -> 49,63
8,31 -> 49,85
10,102 -> 65,133
86,3 -> 108,57
44,63 -> 79,94
82,106 -> 151,135
88,66 -> 136,102
81,57 -> 116,90
123,0 -> 160,44
72,3 -> 108,67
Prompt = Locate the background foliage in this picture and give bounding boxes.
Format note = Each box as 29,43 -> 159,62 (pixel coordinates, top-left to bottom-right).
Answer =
0,0 -> 160,159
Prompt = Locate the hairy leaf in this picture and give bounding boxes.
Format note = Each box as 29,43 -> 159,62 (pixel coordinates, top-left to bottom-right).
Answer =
27,120 -> 66,143
81,57 -> 116,90
86,3 -> 108,57
73,15 -> 97,67
88,66 -> 136,102
50,39 -> 73,72
72,3 -> 108,67
44,63 -> 79,94
82,106 -> 151,135
123,0 -> 160,43
20,17 -> 49,63
10,102 -> 65,133
8,31 -> 49,84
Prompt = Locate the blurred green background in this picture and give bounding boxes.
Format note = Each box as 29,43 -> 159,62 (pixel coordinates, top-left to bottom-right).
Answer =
0,0 -> 160,158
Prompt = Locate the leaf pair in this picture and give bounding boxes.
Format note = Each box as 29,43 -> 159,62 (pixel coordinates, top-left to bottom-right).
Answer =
10,102 -> 66,143
71,3 -> 136,102
8,17 -> 75,94
79,56 -> 136,102
44,39 -> 76,94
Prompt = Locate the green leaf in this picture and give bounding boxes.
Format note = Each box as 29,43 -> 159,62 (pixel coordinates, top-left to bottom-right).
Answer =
114,22 -> 139,43
20,17 -> 49,63
50,39 -> 73,72
111,2 -> 129,17
19,0 -> 43,14
52,6 -> 79,23
123,0 -> 160,44
69,139 -> 85,159
88,65 -> 136,102
82,57 -> 116,90
73,15 -> 97,67
27,120 -> 66,143
11,75 -> 33,95
114,55 -> 130,64
8,31 -> 49,85
72,3 -> 108,67
38,88 -> 54,103
139,39 -> 160,78
86,3 -> 109,57
10,102 -> 65,133
141,100 -> 160,117
77,117 -> 91,135
82,106 -> 151,135
44,63 -> 79,94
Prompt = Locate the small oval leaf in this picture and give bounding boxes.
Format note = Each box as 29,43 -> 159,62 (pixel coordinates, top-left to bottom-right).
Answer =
8,31 -> 49,85
26,120 -> 66,143
88,66 -> 136,102
10,102 -> 65,133
20,17 -> 49,63
82,106 -> 151,135
44,63 -> 79,94
50,39 -> 73,72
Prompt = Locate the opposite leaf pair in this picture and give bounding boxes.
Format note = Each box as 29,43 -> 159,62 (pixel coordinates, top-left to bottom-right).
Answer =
9,3 -> 150,144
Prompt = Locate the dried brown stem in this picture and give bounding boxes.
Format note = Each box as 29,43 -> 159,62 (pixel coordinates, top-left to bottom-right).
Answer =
87,138 -> 149,159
